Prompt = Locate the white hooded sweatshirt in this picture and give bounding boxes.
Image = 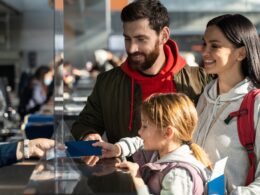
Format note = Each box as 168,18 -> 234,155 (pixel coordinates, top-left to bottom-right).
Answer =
193,78 -> 260,195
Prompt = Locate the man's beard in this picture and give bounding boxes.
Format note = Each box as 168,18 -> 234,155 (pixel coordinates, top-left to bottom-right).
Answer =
127,40 -> 160,72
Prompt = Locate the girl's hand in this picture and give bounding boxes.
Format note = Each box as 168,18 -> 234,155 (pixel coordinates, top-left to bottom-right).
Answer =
116,161 -> 145,189
115,161 -> 140,178
93,141 -> 121,158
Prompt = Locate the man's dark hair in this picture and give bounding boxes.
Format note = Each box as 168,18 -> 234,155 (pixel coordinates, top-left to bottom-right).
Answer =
121,0 -> 169,34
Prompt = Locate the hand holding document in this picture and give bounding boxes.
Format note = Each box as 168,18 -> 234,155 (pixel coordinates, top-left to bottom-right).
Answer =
208,157 -> 228,195
46,140 -> 102,160
66,140 -> 102,157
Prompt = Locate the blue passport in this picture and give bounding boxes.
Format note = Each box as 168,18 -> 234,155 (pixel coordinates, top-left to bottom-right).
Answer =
65,140 -> 102,157
208,175 -> 225,195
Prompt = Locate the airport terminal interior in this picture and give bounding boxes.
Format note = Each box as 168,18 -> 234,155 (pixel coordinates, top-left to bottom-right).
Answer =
0,0 -> 260,194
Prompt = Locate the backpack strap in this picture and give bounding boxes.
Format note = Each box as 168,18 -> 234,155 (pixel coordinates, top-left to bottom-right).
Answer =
224,89 -> 260,185
140,161 -> 205,195
160,162 -> 205,195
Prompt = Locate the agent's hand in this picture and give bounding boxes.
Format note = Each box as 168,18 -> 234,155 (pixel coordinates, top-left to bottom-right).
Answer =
82,133 -> 103,166
92,141 -> 121,158
17,138 -> 55,160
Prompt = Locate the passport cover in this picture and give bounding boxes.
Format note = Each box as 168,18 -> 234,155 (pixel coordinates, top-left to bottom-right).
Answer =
65,140 -> 102,157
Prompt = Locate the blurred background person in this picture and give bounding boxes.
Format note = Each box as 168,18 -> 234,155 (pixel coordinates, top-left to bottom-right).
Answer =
18,65 -> 53,121
183,52 -> 200,67
94,49 -> 124,73
0,89 -> 6,117
63,61 -> 76,93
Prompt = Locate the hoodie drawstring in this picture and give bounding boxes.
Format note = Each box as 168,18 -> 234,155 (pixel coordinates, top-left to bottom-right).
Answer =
201,100 -> 230,147
128,77 -> 134,131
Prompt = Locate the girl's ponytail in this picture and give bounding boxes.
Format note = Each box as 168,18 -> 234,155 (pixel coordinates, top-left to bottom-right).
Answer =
189,142 -> 212,170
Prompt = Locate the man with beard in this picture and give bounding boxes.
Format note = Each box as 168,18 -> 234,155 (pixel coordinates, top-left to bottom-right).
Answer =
71,0 -> 208,164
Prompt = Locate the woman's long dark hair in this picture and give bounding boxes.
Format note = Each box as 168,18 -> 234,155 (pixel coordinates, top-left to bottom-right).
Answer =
207,14 -> 260,88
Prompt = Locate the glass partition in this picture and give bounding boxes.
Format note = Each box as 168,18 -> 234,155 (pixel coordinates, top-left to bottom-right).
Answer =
24,1 -> 111,193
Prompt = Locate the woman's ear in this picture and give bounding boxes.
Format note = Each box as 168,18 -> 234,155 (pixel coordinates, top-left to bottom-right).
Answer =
237,46 -> 246,61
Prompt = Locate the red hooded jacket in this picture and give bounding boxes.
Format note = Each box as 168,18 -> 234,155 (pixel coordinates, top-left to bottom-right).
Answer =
121,39 -> 186,130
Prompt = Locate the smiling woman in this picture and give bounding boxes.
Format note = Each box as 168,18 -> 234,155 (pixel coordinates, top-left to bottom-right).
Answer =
193,14 -> 260,194
202,25 -> 246,85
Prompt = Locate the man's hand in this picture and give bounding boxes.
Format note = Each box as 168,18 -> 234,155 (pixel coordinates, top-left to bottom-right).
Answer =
82,133 -> 103,166
93,142 -> 122,158
83,133 -> 102,141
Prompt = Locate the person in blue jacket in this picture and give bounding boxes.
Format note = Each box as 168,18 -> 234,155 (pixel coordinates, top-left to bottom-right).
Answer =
0,138 -> 54,167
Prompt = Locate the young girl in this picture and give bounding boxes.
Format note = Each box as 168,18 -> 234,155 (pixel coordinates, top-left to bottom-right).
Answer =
94,93 -> 211,195
193,14 -> 260,194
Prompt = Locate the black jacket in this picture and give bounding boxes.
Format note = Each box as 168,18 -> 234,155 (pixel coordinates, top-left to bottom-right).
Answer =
71,65 -> 209,143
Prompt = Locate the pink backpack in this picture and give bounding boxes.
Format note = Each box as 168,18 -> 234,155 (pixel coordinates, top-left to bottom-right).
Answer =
133,150 -> 206,195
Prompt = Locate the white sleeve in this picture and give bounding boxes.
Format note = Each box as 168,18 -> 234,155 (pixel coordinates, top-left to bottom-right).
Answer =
117,136 -> 143,157
0,90 -> 6,113
32,84 -> 46,104
161,168 -> 193,195
136,185 -> 150,195
230,96 -> 260,195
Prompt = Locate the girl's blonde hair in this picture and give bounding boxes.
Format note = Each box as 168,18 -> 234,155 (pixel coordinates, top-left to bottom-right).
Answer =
141,93 -> 212,170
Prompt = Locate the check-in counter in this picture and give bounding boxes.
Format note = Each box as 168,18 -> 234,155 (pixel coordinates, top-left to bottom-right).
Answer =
23,158 -> 136,194
0,157 -> 136,195
0,161 -> 37,194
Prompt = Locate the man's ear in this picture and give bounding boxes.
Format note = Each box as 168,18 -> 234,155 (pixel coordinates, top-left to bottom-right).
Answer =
160,26 -> 170,44
237,46 -> 246,61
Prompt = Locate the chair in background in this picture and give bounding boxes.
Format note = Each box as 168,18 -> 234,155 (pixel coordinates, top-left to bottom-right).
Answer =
23,122 -> 54,140
21,114 -> 54,139
24,114 -> 54,123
